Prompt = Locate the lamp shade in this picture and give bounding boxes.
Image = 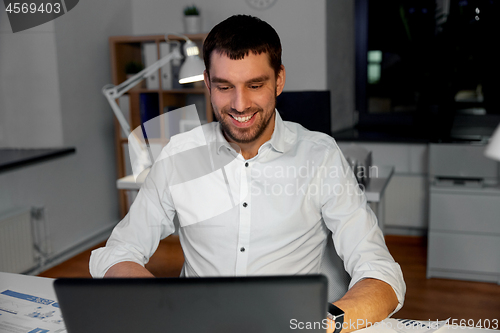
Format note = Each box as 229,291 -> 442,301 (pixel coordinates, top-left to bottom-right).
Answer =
179,40 -> 205,84
485,124 -> 500,161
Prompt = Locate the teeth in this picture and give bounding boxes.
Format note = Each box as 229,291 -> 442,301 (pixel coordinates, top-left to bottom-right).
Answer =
231,114 -> 252,123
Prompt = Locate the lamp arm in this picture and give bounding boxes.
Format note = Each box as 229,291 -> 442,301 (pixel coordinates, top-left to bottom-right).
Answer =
103,90 -> 132,137
102,43 -> 183,137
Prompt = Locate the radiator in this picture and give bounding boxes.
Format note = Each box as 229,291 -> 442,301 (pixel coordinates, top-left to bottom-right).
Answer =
0,207 -> 36,273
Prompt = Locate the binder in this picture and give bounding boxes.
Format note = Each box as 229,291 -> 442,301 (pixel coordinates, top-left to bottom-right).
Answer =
140,94 -> 160,139
142,43 -> 159,89
160,42 -> 173,90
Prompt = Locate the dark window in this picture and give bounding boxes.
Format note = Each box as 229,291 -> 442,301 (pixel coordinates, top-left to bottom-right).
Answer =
356,0 -> 500,129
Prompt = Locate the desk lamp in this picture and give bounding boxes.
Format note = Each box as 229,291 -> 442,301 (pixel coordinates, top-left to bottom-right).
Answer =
102,34 -> 205,137
102,34 -> 205,178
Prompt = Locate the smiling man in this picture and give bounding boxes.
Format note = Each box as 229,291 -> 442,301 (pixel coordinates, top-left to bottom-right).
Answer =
90,15 -> 405,333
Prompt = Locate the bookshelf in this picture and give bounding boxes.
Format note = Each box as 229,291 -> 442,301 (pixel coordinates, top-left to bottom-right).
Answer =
108,34 -> 212,217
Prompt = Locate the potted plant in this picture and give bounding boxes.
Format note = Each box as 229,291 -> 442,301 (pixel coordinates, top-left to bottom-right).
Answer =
124,61 -> 145,89
183,5 -> 201,34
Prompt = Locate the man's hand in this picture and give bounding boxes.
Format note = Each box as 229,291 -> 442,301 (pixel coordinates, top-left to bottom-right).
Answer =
103,261 -> 155,278
328,278 -> 398,333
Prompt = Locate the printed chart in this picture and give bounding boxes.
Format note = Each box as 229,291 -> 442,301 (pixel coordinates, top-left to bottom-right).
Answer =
0,289 -> 66,333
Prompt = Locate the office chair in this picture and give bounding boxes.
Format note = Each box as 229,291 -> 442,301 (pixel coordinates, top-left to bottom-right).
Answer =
320,233 -> 352,303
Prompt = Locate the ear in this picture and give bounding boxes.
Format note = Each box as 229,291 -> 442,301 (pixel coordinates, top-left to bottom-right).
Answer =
275,65 -> 286,97
203,70 -> 211,93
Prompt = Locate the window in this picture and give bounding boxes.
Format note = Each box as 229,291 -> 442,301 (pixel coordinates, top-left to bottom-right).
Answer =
356,0 -> 500,127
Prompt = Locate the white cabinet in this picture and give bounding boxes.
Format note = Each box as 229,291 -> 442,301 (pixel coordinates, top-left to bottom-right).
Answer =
384,175 -> 428,231
427,143 -> 500,283
337,142 -> 428,234
428,186 -> 500,283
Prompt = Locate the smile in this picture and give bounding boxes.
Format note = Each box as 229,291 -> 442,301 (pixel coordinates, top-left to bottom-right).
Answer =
230,113 -> 255,123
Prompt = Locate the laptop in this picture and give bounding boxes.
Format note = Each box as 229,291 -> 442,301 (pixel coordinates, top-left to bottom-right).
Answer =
54,275 -> 328,333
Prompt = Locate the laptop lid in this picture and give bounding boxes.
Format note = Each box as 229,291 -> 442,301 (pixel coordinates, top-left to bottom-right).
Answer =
54,275 -> 328,333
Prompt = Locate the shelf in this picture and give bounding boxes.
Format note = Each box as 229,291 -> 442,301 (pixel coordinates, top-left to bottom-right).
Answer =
163,88 -> 207,94
109,33 -> 210,217
109,33 -> 208,44
126,88 -> 207,94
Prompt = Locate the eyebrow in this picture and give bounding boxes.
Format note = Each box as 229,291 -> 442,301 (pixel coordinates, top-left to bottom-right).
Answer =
210,75 -> 270,84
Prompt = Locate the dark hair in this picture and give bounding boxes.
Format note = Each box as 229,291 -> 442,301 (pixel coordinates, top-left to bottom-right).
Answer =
203,15 -> 282,77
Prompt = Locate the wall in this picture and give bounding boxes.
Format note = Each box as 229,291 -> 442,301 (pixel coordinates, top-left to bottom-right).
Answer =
131,0 -> 327,92
131,0 -> 356,132
0,0 -> 132,270
0,10 -> 63,148
326,0 -> 356,132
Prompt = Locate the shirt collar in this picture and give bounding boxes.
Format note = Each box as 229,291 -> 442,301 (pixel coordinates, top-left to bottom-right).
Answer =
215,123 -> 231,154
215,109 -> 288,155
268,110 -> 286,153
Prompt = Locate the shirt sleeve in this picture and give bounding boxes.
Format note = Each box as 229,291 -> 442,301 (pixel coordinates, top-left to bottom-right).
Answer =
89,159 -> 177,278
320,145 -> 406,315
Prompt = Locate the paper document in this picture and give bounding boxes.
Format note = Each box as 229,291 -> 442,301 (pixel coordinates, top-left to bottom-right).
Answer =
358,318 -> 449,333
0,289 -> 66,333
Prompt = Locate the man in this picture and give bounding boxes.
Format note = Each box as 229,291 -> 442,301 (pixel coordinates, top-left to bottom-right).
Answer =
90,15 -> 405,332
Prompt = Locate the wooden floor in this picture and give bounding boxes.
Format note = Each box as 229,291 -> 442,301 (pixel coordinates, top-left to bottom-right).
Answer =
39,235 -> 500,326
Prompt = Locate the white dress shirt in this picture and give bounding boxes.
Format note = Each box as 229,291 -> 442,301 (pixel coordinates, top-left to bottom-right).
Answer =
90,111 -> 405,311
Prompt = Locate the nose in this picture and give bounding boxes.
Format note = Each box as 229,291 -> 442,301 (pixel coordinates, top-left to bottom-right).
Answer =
231,88 -> 251,112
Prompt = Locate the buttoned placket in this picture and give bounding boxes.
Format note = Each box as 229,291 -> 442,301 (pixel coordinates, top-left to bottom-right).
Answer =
235,156 -> 252,275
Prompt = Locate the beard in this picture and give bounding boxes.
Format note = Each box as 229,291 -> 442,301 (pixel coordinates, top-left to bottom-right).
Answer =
214,100 -> 276,144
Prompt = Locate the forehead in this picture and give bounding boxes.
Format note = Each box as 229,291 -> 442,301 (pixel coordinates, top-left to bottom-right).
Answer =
209,51 -> 274,81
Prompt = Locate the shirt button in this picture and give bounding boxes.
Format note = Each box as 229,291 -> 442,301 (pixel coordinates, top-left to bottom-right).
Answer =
240,247 -> 245,252
245,162 -> 249,167
243,202 -> 248,207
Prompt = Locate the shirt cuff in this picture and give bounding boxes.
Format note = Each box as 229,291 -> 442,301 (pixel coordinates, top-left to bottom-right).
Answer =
89,245 -> 147,278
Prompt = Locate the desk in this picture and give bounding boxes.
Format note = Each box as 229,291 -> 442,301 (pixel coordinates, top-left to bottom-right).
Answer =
0,272 -> 55,299
117,174 -> 142,191
0,272 -> 495,333
117,166 -> 394,231
364,165 -> 394,231
0,148 -> 75,173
